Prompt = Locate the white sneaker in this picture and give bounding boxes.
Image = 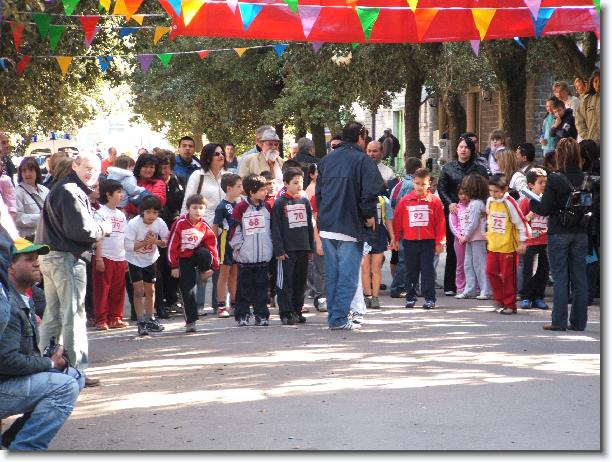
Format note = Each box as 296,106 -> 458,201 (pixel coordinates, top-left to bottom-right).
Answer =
330,322 -> 361,330
217,307 -> 230,318
185,322 -> 197,333
197,307 -> 206,316
476,294 -> 490,300
455,293 -> 474,299
352,313 -> 364,324
315,298 -> 327,312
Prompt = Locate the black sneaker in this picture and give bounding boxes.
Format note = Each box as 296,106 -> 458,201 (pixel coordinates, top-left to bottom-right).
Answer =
146,318 -> 165,332
254,315 -> 269,326
281,314 -> 295,325
405,298 -> 417,308
423,300 -> 436,310
295,313 -> 306,324
137,321 -> 149,336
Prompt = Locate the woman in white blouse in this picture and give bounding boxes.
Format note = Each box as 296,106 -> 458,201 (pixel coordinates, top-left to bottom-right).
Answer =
15,157 -> 49,240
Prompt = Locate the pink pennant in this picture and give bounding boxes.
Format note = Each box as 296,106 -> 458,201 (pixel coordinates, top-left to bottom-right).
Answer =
226,0 -> 238,14
470,39 -> 480,56
524,0 -> 542,20
589,9 -> 600,39
311,41 -> 324,53
298,5 -> 321,39
197,50 -> 209,59
79,16 -> 99,48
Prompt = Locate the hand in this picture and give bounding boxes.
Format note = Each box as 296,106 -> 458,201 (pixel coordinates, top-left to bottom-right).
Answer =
390,240 -> 399,251
553,116 -> 562,127
95,259 -> 105,272
35,314 -> 42,325
459,237 -> 466,245
365,217 -> 375,229
525,212 -> 534,221
540,139 -> 548,146
315,241 -> 323,256
157,239 -> 167,248
201,269 -> 213,280
276,254 -> 289,261
448,203 -> 458,214
144,232 -> 157,245
50,346 -> 67,371
171,268 -> 180,278
517,243 -> 527,255
435,244 -> 444,255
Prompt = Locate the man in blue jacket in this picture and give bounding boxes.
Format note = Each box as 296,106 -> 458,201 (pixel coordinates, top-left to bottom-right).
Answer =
315,122 -> 384,330
173,136 -> 201,188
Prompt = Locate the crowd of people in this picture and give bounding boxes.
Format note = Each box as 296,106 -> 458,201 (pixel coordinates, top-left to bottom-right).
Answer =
0,72 -> 600,450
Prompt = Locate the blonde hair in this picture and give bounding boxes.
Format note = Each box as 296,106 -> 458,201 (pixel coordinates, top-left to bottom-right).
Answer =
495,148 -> 521,179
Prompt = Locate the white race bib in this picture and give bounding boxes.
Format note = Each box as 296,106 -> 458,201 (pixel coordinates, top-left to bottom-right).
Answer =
286,203 -> 307,228
491,212 -> 507,234
181,228 -> 205,250
408,205 -> 429,227
243,210 -> 265,236
531,215 -> 548,231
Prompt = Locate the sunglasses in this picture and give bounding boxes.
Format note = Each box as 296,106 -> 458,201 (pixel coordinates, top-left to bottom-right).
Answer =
214,151 -> 225,157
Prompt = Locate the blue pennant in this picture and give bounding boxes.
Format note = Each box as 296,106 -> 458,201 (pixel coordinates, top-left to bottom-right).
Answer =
273,44 -> 288,57
0,59 -> 7,72
513,37 -> 527,50
167,0 -> 182,16
119,27 -> 138,39
532,7 -> 554,38
97,56 -> 113,72
238,3 -> 263,31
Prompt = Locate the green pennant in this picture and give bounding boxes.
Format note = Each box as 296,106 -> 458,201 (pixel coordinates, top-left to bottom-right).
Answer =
284,0 -> 298,13
356,7 -> 381,42
593,0 -> 600,14
351,43 -> 361,50
62,0 -> 81,15
157,53 -> 173,68
48,25 -> 66,52
32,13 -> 52,40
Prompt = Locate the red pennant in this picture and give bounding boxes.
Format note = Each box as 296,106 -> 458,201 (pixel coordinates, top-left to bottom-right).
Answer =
16,55 -> 31,75
196,50 -> 209,59
124,0 -> 145,21
79,16 -> 100,48
10,21 -> 26,50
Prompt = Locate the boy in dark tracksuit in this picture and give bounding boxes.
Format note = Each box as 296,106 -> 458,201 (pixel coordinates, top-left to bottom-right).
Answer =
271,168 -> 315,325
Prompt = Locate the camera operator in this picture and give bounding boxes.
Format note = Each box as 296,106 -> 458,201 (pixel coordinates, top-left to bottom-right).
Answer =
0,237 -> 84,450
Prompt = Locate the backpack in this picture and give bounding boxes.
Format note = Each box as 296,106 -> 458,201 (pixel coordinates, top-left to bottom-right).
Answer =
557,173 -> 592,228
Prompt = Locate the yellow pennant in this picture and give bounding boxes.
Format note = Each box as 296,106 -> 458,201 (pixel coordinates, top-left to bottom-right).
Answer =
407,0 -> 418,13
99,0 -> 111,12
113,0 -> 128,16
154,26 -> 172,44
234,47 -> 247,57
472,8 -> 496,41
182,0 -> 206,26
132,14 -> 145,25
56,56 -> 73,77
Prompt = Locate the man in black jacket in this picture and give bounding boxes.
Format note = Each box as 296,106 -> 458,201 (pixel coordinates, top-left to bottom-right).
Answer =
316,122 -> 384,330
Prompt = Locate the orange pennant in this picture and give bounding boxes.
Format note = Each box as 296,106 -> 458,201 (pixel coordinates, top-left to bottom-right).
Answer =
154,26 -> 172,44
472,8 -> 496,41
183,0 -> 206,26
413,9 -> 438,41
234,47 -> 247,57
132,14 -> 145,25
56,56 -> 73,77
123,0 -> 144,21
407,0 -> 418,13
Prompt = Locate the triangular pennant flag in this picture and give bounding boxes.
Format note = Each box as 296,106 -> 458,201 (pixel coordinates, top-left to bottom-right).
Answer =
351,42 -> 361,50
226,0 -> 238,14
311,41 -> 323,53
48,25 -> 66,52
0,59 -> 8,72
284,0 -> 298,14
16,55 -> 31,76
97,55 -> 113,72
123,0 -> 144,21
99,0 -> 111,12
33,13 -> 52,40
524,0 -> 542,20
470,39 -> 480,56
531,7 -> 554,38
298,5 -> 321,39
413,9 -> 438,41
183,0 -> 206,26
356,7 -> 380,42
273,44 -> 288,57
407,0 -> 418,13
132,14 -> 145,24
154,26 -> 172,44
62,0 -> 80,15
196,50 -> 209,59
593,0 -> 600,15
514,36 -> 527,49
346,0 -> 358,6
137,54 -> 154,73
167,0 -> 182,16
238,3 -> 263,31
157,53 -> 173,67
10,22 -> 26,51
234,47 -> 247,57
472,9 -> 496,41
79,16 -> 99,49
588,9 -> 600,38
113,0 -> 128,16
119,27 -> 138,38
56,56 -> 73,77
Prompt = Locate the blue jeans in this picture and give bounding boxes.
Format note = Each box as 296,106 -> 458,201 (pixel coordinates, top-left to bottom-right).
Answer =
389,246 -> 406,294
322,239 -> 362,328
547,233 -> 588,329
0,368 -> 84,450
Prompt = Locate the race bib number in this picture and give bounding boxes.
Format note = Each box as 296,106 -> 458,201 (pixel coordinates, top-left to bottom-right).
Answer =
491,212 -> 507,234
110,217 -> 124,235
408,205 -> 429,227
286,203 -> 307,228
243,210 -> 265,236
531,215 -> 548,231
181,228 -> 205,250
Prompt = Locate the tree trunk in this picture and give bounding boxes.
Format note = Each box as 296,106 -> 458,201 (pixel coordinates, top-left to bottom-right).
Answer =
294,119 -> 307,140
275,123 -> 284,158
548,33 -> 598,79
403,73 -> 425,158
442,91 -> 466,155
310,123 -> 326,159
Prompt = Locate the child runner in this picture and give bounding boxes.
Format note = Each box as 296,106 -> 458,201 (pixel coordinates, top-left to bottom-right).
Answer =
392,168 -> 446,310
125,195 -> 169,335
271,167 -> 314,325
485,174 -> 530,315
168,194 -> 219,333
449,185 -> 469,297
93,180 -> 129,330
212,173 -> 242,318
229,174 -> 273,326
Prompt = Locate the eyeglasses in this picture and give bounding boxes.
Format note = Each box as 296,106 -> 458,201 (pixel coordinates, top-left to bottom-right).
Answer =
214,151 -> 225,157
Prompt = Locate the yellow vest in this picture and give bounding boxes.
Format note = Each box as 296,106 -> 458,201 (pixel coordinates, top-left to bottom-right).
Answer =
486,199 -> 519,253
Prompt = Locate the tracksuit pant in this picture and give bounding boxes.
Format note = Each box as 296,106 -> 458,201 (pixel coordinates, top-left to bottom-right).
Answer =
522,244 -> 549,301
276,250 -> 309,318
92,258 -> 127,325
463,240 -> 490,296
235,262 -> 270,321
454,239 -> 466,293
403,239 -> 436,302
486,251 -> 517,309
178,247 -> 213,324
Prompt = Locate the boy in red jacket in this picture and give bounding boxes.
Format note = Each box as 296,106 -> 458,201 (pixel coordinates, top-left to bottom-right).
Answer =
168,194 -> 219,333
392,168 -> 446,310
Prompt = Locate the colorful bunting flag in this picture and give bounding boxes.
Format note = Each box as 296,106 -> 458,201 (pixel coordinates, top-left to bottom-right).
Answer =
154,26 -> 172,44
123,0 -> 144,21
407,0 -> 418,13
226,0 -> 238,14
524,0 -> 542,20
97,55 -> 113,72
472,9 -> 496,41
588,9 -> 599,38
33,13 -> 52,40
16,55 -> 31,76
10,22 -> 25,51
56,56 -> 73,77
346,0 -> 358,6
311,41 -> 323,53
238,3 -> 263,31
298,6 -> 321,39
470,39 -> 480,56
234,47 -> 247,57
62,0 -> 80,15
531,7 -> 554,38
273,44 -> 288,57
197,50 -> 209,59
119,26 -> 138,38
137,54 -> 154,73
351,42 -> 360,50
157,53 -> 173,67
593,0 -> 600,15
413,9 -> 438,41
356,7 -> 381,42
79,16 -> 100,49
167,0 -> 182,16
182,0 -> 206,26
513,36 -> 527,49
48,24 -> 66,52
132,14 -> 145,25
0,59 -> 8,72
284,0 -> 298,14
99,0 -> 111,12
113,0 -> 128,17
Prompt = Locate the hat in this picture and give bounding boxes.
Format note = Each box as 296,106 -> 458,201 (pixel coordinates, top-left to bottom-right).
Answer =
12,237 -> 50,256
384,128 -> 392,133
260,129 -> 280,142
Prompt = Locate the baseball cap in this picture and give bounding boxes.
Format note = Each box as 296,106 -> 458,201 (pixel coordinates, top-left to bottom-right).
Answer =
384,128 -> 392,133
12,237 -> 50,256
260,129 -> 280,142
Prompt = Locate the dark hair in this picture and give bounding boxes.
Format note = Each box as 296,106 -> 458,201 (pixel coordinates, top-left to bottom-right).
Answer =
200,143 -> 227,172
18,157 -> 42,184
489,129 -> 507,143
330,135 -> 342,142
405,157 -> 422,175
461,131 -> 477,140
283,167 -> 303,184
526,168 -> 547,185
579,139 -> 600,175
342,122 -> 366,143
282,159 -> 301,172
546,95 -> 561,105
155,149 -> 176,169
460,173 -> 489,202
225,142 -> 235,148
260,170 -> 273,181
115,154 -> 135,170
98,179 -> 123,205
185,193 -> 207,209
133,153 -> 161,180
587,68 -> 600,94
413,168 -> 431,180
516,143 -> 535,163
543,151 -> 557,172
139,194 -> 162,215
242,174 -> 267,196
551,98 -> 566,110
456,136 -> 477,160
488,173 -> 508,189
178,136 -> 195,147
308,163 -> 318,178
220,173 -> 242,192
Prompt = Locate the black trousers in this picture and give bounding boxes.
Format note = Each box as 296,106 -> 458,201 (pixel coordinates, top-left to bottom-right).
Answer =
178,248 -> 213,324
235,263 -> 270,320
443,211 -> 457,292
522,244 -> 549,301
276,250 -> 309,317
155,246 -> 179,313
404,239 -> 436,302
